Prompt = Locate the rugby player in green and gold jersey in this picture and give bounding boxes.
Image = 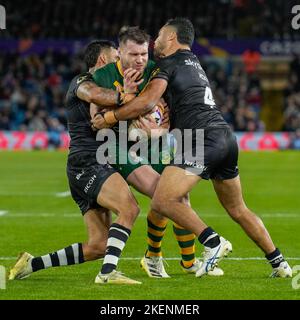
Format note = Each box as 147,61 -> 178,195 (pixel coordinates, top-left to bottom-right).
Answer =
92,26 -> 223,278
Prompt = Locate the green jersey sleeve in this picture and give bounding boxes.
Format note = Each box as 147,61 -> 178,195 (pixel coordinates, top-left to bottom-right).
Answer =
92,63 -> 120,90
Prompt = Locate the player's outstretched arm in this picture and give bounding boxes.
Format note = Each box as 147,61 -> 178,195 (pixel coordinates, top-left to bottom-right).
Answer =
77,81 -> 118,106
115,78 -> 168,120
91,78 -> 168,130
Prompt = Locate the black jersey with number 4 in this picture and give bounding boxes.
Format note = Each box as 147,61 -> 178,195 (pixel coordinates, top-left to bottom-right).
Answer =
152,49 -> 228,130
65,72 -> 100,157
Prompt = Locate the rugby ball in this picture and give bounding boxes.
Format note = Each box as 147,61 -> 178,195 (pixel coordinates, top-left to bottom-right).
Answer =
149,105 -> 164,126
128,105 -> 164,141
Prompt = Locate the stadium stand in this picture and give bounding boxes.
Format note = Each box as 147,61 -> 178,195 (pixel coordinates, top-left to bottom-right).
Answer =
1,0 -> 300,40
0,0 -> 299,139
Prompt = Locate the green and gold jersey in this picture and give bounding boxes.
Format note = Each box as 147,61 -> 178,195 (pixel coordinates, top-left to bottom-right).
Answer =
92,59 -> 161,178
93,59 -> 156,95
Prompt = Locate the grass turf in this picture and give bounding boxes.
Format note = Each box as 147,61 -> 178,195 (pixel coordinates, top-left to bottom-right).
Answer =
0,150 -> 300,300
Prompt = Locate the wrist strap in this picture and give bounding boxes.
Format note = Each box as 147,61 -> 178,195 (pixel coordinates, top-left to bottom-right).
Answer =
104,111 -> 118,125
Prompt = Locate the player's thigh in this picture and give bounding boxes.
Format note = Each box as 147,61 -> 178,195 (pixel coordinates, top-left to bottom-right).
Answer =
96,172 -> 138,214
153,166 -> 201,202
127,165 -> 160,198
84,208 -> 111,245
112,144 -> 146,180
212,175 -> 246,211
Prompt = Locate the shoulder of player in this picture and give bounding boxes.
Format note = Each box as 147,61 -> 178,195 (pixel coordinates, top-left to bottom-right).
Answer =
163,50 -> 201,73
66,72 -> 92,97
147,59 -> 156,70
93,62 -> 116,77
157,54 -> 177,68
71,72 -> 93,85
150,55 -> 175,77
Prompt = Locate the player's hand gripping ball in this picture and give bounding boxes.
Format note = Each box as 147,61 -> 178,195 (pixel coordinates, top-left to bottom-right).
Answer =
128,104 -> 164,141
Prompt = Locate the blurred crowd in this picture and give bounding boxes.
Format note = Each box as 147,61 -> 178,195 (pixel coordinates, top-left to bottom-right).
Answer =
1,0 -> 299,40
205,57 -> 264,132
1,48 -> 299,136
0,50 -> 265,133
284,55 -> 300,132
0,0 -> 299,138
0,51 -> 83,136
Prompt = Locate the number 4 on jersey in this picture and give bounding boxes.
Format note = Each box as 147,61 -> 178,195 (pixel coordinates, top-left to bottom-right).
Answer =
204,87 -> 216,108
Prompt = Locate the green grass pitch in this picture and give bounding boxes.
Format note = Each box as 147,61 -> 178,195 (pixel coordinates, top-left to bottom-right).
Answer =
0,150 -> 300,300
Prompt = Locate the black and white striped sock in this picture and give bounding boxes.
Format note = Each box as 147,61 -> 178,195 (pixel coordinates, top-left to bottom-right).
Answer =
266,248 -> 284,268
101,223 -> 131,274
31,243 -> 84,272
198,227 -> 220,248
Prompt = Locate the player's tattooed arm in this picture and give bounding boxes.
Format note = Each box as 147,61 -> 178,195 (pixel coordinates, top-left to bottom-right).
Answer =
91,79 -> 168,129
115,78 -> 168,121
77,81 -> 118,107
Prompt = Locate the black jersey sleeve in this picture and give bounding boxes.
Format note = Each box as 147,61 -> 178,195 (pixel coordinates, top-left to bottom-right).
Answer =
151,57 -> 175,82
73,72 -> 94,96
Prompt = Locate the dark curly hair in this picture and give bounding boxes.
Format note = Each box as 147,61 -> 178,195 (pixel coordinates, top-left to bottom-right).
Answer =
165,17 -> 195,47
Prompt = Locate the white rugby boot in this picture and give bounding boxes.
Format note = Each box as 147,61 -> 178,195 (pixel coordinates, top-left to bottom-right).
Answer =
270,261 -> 292,278
196,237 -> 232,277
140,255 -> 170,278
181,259 -> 224,276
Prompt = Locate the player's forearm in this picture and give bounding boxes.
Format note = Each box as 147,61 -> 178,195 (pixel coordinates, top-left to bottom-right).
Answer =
115,95 -> 156,120
89,87 -> 118,106
115,79 -> 165,120
94,79 -> 168,129
77,82 -> 118,107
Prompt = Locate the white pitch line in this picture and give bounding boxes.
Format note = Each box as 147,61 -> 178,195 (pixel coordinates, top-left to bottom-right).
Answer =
0,213 -> 79,218
1,212 -> 299,219
1,256 -> 300,261
0,210 -> 8,216
55,191 -> 71,198
0,191 -> 71,197
260,213 -> 300,218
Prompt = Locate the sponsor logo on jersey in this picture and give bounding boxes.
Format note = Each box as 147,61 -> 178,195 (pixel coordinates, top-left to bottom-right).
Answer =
184,58 -> 203,71
184,160 -> 207,171
76,170 -> 85,180
84,174 -> 97,193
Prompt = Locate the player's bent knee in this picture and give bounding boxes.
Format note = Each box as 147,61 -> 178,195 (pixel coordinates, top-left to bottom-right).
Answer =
227,205 -> 248,222
127,203 -> 140,219
118,201 -> 140,221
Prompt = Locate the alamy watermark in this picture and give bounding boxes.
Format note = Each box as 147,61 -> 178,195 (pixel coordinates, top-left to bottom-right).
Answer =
292,265 -> 300,289
291,5 -> 300,30
0,265 -> 6,289
0,5 -> 6,30
95,122 -> 205,176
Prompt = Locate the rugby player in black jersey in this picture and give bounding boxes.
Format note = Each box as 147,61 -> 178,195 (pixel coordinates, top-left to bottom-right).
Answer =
92,18 -> 292,278
9,40 -> 142,284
